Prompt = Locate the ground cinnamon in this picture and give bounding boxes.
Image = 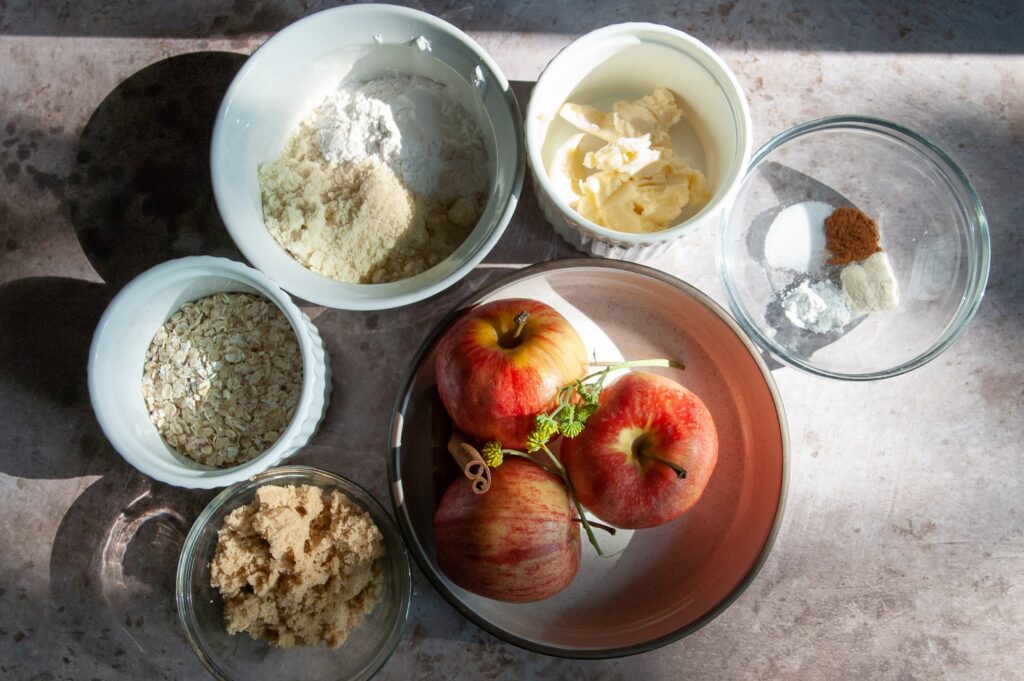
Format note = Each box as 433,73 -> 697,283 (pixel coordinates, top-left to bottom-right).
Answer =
824,206 -> 882,266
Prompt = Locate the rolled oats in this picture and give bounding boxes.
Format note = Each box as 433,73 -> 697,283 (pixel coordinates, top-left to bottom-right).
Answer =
141,292 -> 303,468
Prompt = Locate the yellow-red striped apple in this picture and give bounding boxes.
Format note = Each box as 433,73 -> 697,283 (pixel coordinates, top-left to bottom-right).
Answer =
435,298 -> 587,450
560,371 -> 718,529
434,458 -> 581,602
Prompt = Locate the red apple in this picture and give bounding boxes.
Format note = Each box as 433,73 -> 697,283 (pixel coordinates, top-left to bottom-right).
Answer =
560,371 -> 718,529
435,298 -> 588,450
434,458 -> 581,602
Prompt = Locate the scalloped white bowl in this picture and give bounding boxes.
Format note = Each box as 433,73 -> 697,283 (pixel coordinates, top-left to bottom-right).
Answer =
88,256 -> 331,488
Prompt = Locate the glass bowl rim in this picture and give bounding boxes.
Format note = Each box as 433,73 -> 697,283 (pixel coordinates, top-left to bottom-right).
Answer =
386,257 -> 790,658
175,464 -> 413,681
717,114 -> 992,381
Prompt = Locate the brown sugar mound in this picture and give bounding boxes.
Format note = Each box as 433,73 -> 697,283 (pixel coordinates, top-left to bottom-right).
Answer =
210,484 -> 385,649
824,206 -> 882,266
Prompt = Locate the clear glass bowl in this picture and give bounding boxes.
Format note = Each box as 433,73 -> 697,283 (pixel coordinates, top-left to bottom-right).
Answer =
176,466 -> 411,681
719,116 -> 990,379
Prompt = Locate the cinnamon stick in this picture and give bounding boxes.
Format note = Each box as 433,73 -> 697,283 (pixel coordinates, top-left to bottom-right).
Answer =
447,430 -> 492,494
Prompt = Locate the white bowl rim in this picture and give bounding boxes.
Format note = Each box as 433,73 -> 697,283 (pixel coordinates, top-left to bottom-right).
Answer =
87,256 -> 323,488
524,21 -> 753,245
210,3 -> 525,311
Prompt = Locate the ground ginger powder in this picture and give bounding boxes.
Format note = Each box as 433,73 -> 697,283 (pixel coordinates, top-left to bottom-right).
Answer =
210,484 -> 385,649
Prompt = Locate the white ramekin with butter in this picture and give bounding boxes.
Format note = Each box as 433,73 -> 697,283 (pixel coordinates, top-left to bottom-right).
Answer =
525,23 -> 752,260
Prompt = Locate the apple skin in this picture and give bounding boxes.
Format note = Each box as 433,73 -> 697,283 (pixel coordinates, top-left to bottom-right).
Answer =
435,298 -> 588,450
433,458 -> 581,603
560,371 -> 718,529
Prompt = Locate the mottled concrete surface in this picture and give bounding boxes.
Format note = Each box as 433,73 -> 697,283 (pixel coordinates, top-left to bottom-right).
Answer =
1,1 -> 1022,679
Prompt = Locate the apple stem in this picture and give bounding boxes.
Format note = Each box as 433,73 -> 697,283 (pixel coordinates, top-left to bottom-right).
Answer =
641,452 -> 687,479
572,518 -> 617,535
582,358 -> 685,383
513,310 -> 529,339
539,444 -> 606,557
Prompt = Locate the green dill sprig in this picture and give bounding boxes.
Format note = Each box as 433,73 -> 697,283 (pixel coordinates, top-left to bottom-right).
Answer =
525,358 -> 684,452
483,357 -> 684,556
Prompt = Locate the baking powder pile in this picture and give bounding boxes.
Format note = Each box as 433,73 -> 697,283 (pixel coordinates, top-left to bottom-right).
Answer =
259,76 -> 488,284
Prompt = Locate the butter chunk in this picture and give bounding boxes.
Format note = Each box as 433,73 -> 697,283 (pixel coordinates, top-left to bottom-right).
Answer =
584,134 -> 663,176
549,132 -> 588,206
551,87 -> 708,233
559,102 -> 617,142
611,87 -> 684,146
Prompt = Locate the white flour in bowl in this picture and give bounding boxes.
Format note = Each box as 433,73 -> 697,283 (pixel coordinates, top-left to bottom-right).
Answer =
259,75 -> 488,284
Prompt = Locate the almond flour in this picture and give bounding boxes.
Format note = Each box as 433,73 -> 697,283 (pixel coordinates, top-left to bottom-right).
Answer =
259,75 -> 488,284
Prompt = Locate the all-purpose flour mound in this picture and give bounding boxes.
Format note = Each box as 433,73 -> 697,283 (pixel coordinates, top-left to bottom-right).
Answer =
259,75 -> 488,284
316,76 -> 487,200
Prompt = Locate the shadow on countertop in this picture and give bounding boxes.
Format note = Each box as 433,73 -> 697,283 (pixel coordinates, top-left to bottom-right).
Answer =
49,467 -> 214,678
0,0 -> 1021,54
68,51 -> 247,290
0,276 -> 119,479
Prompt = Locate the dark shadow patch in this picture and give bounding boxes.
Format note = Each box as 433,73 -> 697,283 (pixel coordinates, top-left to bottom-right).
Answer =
67,52 -> 247,289
0,277 -> 119,479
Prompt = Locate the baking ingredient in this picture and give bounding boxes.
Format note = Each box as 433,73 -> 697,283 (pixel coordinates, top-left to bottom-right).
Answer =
434,298 -> 589,450
433,459 -> 580,602
550,87 -> 709,233
824,206 -> 882,266
763,201 -> 833,271
315,76 -> 486,200
210,484 -> 385,649
141,292 -> 302,468
259,75 -> 487,284
560,372 -> 718,529
841,251 -> 900,313
781,280 -> 852,333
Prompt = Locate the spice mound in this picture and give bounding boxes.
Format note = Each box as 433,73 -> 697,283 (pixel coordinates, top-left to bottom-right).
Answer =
763,201 -> 899,335
259,75 -> 488,284
142,292 -> 302,468
824,206 -> 882,266
549,87 -> 709,234
210,484 -> 386,649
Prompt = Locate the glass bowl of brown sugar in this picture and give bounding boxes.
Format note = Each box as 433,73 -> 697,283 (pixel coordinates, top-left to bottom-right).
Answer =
718,116 -> 990,380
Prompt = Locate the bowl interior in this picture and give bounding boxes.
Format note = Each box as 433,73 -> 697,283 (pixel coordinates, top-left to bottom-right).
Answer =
177,467 -> 411,681
88,259 -> 309,485
212,6 -> 522,308
720,119 -> 988,378
390,261 -> 786,655
527,25 -> 749,236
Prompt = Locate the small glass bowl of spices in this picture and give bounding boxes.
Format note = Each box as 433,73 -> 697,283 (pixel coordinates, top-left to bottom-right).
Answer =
719,116 -> 990,380
88,256 -> 332,488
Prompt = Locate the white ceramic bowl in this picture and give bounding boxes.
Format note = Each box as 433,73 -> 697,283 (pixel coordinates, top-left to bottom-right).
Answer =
88,256 -> 331,489
211,4 -> 524,310
525,23 -> 752,260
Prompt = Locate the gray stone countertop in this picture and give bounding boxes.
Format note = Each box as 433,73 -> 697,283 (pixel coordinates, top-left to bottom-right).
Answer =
1,1 -> 1021,679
